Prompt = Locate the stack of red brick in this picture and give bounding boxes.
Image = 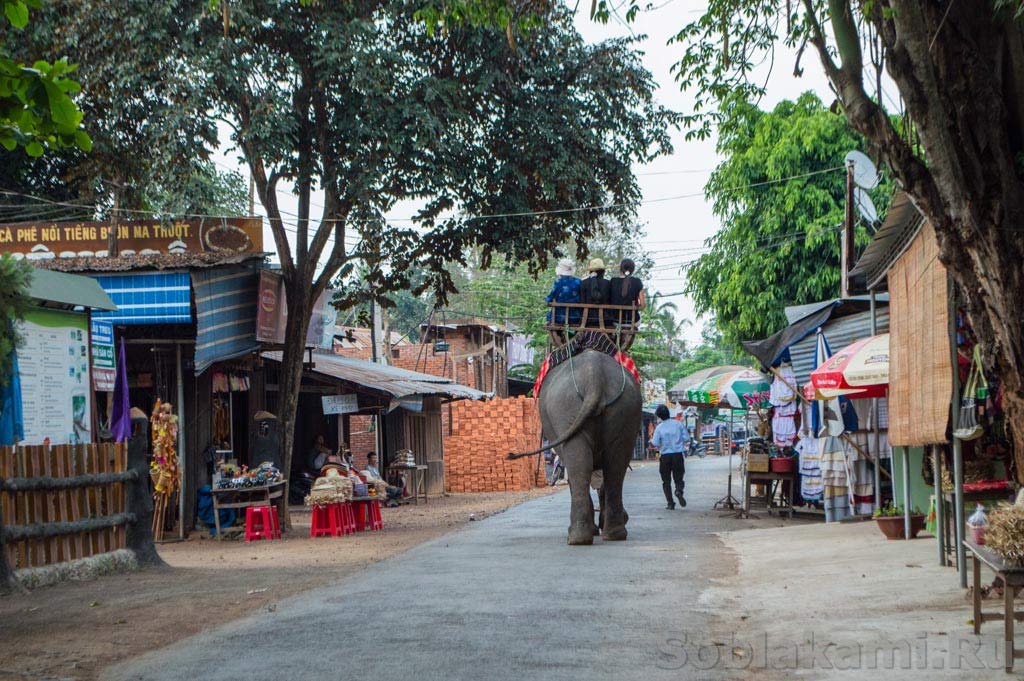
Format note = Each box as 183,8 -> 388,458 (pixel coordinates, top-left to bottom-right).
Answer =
444,396 -> 546,493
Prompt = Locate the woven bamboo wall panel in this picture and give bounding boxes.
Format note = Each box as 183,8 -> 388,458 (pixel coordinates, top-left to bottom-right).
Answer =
887,221 -> 952,446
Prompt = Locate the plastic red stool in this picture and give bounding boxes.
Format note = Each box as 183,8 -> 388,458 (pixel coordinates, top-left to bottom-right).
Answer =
337,502 -> 357,535
367,500 -> 383,531
354,500 -> 383,531
310,504 -> 339,538
245,506 -> 280,542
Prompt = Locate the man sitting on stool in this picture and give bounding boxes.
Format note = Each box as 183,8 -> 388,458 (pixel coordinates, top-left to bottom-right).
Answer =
364,452 -> 404,507
649,404 -> 690,509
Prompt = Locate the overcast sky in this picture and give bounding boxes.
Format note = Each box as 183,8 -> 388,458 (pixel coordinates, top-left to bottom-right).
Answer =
213,1 -> 836,345
572,1 -> 834,343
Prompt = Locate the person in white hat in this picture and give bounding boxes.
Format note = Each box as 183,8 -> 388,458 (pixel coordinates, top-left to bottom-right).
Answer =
580,257 -> 611,327
545,259 -> 581,326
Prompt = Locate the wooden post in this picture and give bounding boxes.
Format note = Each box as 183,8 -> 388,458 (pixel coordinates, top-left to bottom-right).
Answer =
0,486 -> 14,593
125,416 -> 164,567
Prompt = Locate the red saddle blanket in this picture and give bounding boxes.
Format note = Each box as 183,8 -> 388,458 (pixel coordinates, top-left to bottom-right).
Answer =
533,331 -> 640,396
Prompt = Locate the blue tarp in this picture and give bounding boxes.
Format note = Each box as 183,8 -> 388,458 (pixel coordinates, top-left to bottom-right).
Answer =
191,267 -> 260,374
90,272 -> 192,325
0,343 -> 24,445
196,485 -> 236,535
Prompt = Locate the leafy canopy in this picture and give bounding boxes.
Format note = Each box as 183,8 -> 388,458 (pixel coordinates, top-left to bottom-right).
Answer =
3,0 -> 222,213
683,92 -> 885,348
0,0 -> 90,156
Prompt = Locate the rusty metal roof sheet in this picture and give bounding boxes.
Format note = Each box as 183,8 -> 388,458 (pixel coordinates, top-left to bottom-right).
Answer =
30,251 -> 268,272
261,350 -> 490,401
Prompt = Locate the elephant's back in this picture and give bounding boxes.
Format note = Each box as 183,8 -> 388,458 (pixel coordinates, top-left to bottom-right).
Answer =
538,349 -> 642,410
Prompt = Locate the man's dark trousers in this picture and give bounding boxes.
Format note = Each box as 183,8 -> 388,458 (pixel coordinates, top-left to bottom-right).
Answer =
659,452 -> 685,504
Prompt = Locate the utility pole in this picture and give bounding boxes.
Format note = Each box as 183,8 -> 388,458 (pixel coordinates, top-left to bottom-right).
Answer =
369,292 -> 378,364
840,159 -> 855,298
107,181 -> 122,258
248,172 -> 255,217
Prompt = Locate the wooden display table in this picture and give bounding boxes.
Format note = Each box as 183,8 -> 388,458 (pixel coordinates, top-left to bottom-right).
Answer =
388,464 -> 428,505
210,480 -> 286,540
742,470 -> 796,519
965,540 -> 1024,672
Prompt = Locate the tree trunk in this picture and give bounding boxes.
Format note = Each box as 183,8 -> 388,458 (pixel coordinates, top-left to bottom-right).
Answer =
276,278 -> 312,528
814,0 -> 1024,481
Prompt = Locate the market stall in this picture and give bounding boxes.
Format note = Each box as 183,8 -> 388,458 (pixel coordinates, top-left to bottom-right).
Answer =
678,368 -> 775,514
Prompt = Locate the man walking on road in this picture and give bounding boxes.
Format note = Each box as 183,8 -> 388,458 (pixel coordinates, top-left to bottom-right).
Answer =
649,404 -> 690,509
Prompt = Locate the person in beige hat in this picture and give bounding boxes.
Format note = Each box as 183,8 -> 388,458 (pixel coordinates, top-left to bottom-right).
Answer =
580,257 -> 611,327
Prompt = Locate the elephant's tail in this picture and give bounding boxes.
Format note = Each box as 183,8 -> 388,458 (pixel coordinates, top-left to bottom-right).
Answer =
506,386 -> 603,460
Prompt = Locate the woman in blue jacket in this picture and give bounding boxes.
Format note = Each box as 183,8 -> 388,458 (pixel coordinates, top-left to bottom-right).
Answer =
546,259 -> 581,326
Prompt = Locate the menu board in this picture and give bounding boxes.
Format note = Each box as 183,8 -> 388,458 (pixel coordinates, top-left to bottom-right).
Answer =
18,309 -> 92,445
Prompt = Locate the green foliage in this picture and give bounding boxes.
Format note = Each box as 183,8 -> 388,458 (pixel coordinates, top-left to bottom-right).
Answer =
3,0 -> 216,211
665,322 -> 746,388
379,224 -> 682,380
0,0 -> 91,156
682,92 -> 887,349
0,253 -> 32,389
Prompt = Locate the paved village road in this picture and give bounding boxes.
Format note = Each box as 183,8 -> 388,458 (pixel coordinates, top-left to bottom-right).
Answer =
106,458 -> 742,681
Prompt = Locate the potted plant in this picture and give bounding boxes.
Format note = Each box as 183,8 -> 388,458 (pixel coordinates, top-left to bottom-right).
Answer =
873,503 -> 926,540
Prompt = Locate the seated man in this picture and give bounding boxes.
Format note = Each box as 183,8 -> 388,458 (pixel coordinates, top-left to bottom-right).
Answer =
364,452 -> 404,507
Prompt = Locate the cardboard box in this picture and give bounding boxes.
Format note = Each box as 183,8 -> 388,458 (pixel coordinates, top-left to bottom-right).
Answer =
746,453 -> 770,473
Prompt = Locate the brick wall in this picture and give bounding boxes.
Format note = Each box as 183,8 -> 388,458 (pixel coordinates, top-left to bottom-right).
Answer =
444,396 -> 546,493
348,414 -> 376,469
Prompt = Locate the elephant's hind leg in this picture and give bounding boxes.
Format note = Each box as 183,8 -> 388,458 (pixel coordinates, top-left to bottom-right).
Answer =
562,439 -> 597,545
601,462 -> 628,541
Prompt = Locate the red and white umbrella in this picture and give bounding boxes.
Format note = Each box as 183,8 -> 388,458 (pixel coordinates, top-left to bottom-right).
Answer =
809,333 -> 889,399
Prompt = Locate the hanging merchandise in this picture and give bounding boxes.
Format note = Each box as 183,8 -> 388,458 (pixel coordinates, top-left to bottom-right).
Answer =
213,371 -> 229,393
954,346 -> 988,440
795,430 -> 823,502
819,435 -> 851,522
772,410 -> 797,447
769,364 -> 799,416
150,400 -> 180,541
212,397 -> 230,446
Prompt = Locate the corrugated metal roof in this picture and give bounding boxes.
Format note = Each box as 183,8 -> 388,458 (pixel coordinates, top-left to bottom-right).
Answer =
32,252 -> 268,272
849,192 -> 924,291
261,351 -> 489,401
783,294 -> 888,324
787,306 -> 890,388
421,318 -> 511,334
26,268 -> 117,310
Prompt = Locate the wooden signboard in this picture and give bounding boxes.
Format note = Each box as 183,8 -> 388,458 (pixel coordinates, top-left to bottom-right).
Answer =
0,217 -> 263,259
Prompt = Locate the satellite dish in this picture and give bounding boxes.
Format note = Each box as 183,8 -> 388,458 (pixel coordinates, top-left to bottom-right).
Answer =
855,187 -> 879,225
844,150 -> 880,189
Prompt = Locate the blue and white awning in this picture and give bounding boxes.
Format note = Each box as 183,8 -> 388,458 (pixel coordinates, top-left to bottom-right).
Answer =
90,272 -> 192,325
192,267 -> 259,374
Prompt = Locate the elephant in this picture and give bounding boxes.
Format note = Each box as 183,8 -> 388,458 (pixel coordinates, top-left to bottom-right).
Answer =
510,348 -> 642,545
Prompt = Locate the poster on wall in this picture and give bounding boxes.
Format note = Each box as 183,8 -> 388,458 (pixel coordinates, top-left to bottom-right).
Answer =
18,309 -> 92,445
91,319 -> 116,391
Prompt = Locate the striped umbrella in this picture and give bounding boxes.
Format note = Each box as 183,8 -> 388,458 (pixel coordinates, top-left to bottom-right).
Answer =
810,333 -> 889,399
685,368 -> 771,410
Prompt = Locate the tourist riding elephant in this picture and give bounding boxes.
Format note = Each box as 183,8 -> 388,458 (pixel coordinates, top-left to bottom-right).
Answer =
509,349 -> 642,545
